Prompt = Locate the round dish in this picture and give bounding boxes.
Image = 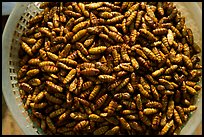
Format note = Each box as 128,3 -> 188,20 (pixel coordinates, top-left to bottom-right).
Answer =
2,2 -> 202,135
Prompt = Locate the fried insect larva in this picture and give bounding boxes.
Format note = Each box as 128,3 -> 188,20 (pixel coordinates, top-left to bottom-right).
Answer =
93,126 -> 109,135
152,68 -> 165,77
75,97 -> 90,107
158,79 -> 174,90
143,108 -> 158,115
165,65 -> 178,74
146,5 -> 157,22
107,31 -> 124,43
129,29 -> 138,45
58,43 -> 71,58
82,81 -> 93,91
146,101 -> 162,109
85,2 -> 104,9
122,110 -> 137,116
98,11 -> 113,19
30,102 -> 47,109
88,46 -> 107,54
118,117 -> 131,131
69,78 -> 78,93
46,116 -> 56,133
105,100 -> 118,116
105,126 -> 120,135
112,49 -> 120,65
157,2 -> 164,16
39,61 -> 55,67
21,37 -> 36,45
137,84 -> 151,98
46,51 -> 58,61
121,100 -> 136,110
59,58 -> 77,66
186,85 -> 197,95
19,83 -> 33,93
71,29 -> 87,43
78,3 -> 89,18
89,114 -> 104,122
28,58 -> 41,66
139,111 -> 151,126
167,99 -> 174,119
70,112 -> 88,121
73,120 -> 89,132
139,29 -> 157,42
119,63 -> 134,72
28,14 -> 43,26
103,2 -> 120,10
107,15 -> 124,24
49,108 -> 66,118
53,36 -> 67,44
63,69 -> 76,84
183,105 -> 197,113
167,29 -> 174,45
25,69 -> 39,77
153,28 -> 168,35
95,94 -> 108,110
171,25 -> 182,38
121,18 -> 128,34
56,62 -> 72,70
126,83 -> 134,93
114,92 -> 131,100
84,35 -> 95,48
17,65 -> 29,79
152,113 -> 161,130
173,109 -> 182,126
77,50 -> 90,62
135,10 -> 144,29
126,11 -> 137,26
121,45 -> 130,62
175,106 -> 186,122
80,62 -> 96,70
89,85 -> 101,100
64,10 -> 82,18
41,65 -> 58,73
80,68 -> 100,76
124,3 -> 140,17
28,78 -> 41,87
182,54 -> 193,70
38,27 -> 52,38
130,121 -> 144,133
133,94 -> 142,111
46,81 -> 63,93
72,21 -> 88,33
159,120 -> 174,135
108,80 -> 121,91
99,33 -> 115,44
115,78 -> 130,92
21,41 -> 33,56
192,42 -> 201,54
24,94 -> 32,110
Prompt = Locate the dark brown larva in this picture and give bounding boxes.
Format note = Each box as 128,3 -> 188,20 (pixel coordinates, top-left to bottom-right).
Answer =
17,2 -> 201,135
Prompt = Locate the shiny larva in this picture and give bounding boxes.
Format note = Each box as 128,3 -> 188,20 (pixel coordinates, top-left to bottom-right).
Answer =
73,120 -> 89,132
159,120 -> 174,135
63,69 -> 76,84
118,117 -> 131,131
80,68 -> 100,76
88,46 -> 107,54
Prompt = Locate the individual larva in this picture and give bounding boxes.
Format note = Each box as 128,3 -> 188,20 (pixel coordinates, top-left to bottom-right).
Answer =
17,2 -> 202,135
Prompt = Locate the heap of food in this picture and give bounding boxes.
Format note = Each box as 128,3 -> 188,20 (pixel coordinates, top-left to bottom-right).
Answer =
17,2 -> 202,135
